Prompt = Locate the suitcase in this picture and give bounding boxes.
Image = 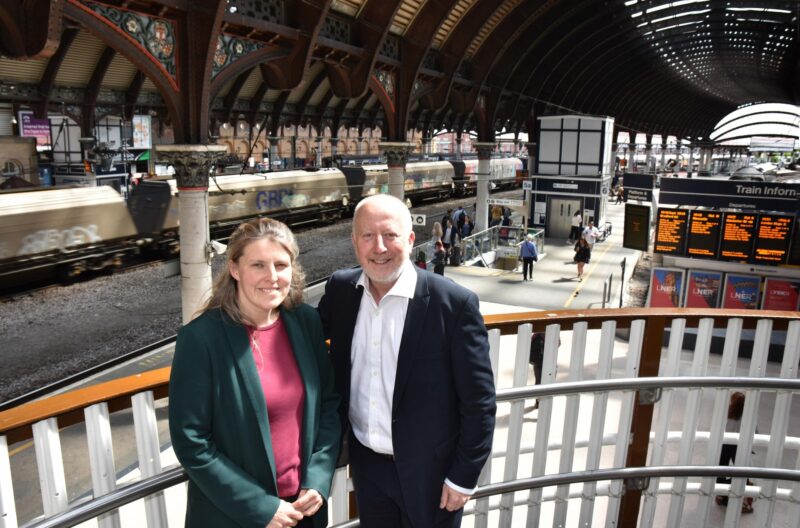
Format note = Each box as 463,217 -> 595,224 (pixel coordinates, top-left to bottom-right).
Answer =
449,245 -> 461,266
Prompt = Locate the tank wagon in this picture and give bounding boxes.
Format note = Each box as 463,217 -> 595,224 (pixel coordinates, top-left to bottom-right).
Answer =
450,157 -> 524,196
340,160 -> 455,205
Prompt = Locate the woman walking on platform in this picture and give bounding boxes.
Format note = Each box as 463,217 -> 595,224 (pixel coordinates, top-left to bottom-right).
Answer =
573,238 -> 591,281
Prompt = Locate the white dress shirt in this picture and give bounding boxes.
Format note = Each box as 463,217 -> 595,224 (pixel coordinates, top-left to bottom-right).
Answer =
350,260 -> 475,495
350,260 -> 416,455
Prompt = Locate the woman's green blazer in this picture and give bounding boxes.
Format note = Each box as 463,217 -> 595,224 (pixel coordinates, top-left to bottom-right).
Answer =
169,305 -> 341,527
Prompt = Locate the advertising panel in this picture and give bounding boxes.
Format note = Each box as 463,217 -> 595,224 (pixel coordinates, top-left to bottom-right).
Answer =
686,210 -> 722,259
721,274 -> 761,310
647,267 -> 685,308
18,110 -> 51,147
761,278 -> 800,311
654,208 -> 688,256
684,270 -> 723,308
623,203 -> 650,251
132,115 -> 152,149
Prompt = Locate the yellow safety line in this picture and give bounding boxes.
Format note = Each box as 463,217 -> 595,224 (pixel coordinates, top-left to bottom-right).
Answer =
9,440 -> 33,457
563,240 -> 615,308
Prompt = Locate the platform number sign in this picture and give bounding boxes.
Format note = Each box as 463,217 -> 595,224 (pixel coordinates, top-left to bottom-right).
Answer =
410,214 -> 426,227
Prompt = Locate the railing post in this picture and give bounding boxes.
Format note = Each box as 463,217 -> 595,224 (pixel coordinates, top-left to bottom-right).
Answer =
32,418 -> 68,516
85,403 -> 121,528
0,435 -> 18,528
132,392 -> 168,528
618,315 -> 667,525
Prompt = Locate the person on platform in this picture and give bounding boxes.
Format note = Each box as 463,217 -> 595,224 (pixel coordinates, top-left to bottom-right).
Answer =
615,185 -> 624,205
574,237 -> 591,281
169,217 -> 341,528
432,240 -> 447,276
716,392 -> 754,513
582,220 -> 600,248
317,194 -> 496,528
569,211 -> 583,243
519,234 -> 539,282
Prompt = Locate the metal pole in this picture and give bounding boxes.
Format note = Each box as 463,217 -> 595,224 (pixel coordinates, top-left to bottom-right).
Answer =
619,258 -> 626,308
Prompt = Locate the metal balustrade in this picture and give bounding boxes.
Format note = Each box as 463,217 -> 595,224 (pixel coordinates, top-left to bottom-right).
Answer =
1,308 -> 798,527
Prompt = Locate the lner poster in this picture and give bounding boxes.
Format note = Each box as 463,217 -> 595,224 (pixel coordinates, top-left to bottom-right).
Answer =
722,274 -> 761,310
684,270 -> 723,308
648,267 -> 685,308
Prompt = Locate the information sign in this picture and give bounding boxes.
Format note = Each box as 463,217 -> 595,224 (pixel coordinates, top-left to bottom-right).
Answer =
647,267 -> 685,308
719,212 -> 756,262
654,208 -> 688,256
790,217 -> 800,266
684,270 -> 723,308
722,274 -> 761,310
753,214 -> 792,264
486,198 -> 525,207
761,278 -> 800,311
623,204 -> 650,251
686,211 -> 722,259
410,214 -> 426,226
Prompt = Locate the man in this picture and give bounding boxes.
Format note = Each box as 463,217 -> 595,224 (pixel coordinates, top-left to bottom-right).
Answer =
518,234 -> 538,282
582,220 -> 600,248
452,205 -> 466,231
568,211 -> 583,243
318,194 -> 496,528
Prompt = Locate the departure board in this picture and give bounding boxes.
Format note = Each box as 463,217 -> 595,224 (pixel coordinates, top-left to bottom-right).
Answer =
654,208 -> 688,255
754,215 -> 793,264
719,212 -> 756,262
623,204 -> 650,251
790,217 -> 800,266
686,211 -> 722,259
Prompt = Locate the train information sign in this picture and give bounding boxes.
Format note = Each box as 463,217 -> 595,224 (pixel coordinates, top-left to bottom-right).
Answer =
790,217 -> 800,266
623,204 -> 650,251
753,214 -> 793,264
654,208 -> 688,256
719,212 -> 756,262
686,211 -> 722,259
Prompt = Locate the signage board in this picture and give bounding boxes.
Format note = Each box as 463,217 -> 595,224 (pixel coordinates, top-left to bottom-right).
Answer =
684,270 -> 723,308
753,214 -> 793,265
719,212 -> 756,262
761,278 -> 800,311
487,198 -> 525,207
18,110 -> 51,147
625,188 -> 653,202
647,267 -> 685,308
623,203 -> 650,251
522,180 -> 532,191
686,210 -> 722,259
722,274 -> 761,310
654,208 -> 688,256
790,217 -> 800,266
622,172 -> 654,202
659,178 -> 799,214
410,214 -> 426,226
132,115 -> 152,149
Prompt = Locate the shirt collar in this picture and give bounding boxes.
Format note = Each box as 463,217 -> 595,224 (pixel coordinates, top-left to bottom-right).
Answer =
356,259 -> 417,301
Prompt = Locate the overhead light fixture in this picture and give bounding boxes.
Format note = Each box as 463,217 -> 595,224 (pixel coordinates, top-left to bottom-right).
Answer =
10,116 -> 17,125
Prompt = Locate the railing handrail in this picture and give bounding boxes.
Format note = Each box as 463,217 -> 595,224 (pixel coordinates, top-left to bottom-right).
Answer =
3,309 -> 799,441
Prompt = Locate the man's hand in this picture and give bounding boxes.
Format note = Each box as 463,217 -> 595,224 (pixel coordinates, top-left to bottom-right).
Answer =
292,488 -> 324,517
266,500 -> 303,528
439,483 -> 471,512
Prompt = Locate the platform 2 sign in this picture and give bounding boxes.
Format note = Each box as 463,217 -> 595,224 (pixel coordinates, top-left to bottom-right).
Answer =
622,172 -> 654,202
719,212 -> 756,262
686,211 -> 722,259
753,214 -> 793,264
623,203 -> 650,251
654,208 -> 688,256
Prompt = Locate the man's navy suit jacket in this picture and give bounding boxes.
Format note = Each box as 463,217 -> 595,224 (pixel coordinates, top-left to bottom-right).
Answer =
318,266 -> 496,527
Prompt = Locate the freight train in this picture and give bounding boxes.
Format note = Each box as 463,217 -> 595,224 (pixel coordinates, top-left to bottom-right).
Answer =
0,157 -> 523,292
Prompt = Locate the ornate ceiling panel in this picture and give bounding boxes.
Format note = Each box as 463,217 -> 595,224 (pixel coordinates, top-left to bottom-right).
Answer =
101,53 -> 138,90
54,31 -> 105,87
0,56 -> 48,85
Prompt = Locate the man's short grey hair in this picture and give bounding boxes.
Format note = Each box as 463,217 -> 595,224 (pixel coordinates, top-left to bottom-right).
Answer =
352,194 -> 412,234
526,234 -> 534,241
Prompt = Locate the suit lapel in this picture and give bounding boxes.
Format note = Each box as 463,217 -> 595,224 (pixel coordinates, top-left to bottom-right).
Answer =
222,315 -> 278,490
392,268 -> 430,413
339,274 -> 363,401
281,308 -> 317,468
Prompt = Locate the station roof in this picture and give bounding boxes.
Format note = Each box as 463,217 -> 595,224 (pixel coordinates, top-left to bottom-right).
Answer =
0,0 -> 796,142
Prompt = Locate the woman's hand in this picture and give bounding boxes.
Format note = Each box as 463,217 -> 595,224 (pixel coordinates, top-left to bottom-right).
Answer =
266,500 -> 303,528
292,488 -> 323,517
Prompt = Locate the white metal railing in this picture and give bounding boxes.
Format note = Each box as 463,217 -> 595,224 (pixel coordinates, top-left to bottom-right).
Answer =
1,310 -> 799,527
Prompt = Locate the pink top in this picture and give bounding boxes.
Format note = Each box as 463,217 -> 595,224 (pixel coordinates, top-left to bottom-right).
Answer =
250,317 -> 305,498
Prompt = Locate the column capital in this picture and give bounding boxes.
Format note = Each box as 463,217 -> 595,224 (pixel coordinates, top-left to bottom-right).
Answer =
379,141 -> 414,166
472,141 -> 496,160
156,144 -> 227,190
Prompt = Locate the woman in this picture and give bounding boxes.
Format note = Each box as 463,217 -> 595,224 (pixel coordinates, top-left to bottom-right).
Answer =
461,214 -> 475,238
430,221 -> 443,245
574,237 -> 591,281
169,217 -> 341,528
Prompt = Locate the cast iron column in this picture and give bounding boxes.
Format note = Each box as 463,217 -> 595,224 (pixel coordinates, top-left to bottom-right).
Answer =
473,142 -> 496,233
155,144 -> 227,324
380,142 -> 413,202
315,137 -> 323,167
526,141 -> 536,227
268,137 -> 280,169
